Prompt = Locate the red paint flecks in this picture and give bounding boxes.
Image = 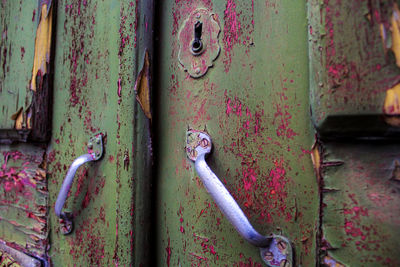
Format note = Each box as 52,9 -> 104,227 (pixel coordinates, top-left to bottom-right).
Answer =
166,238 -> 172,267
117,77 -> 122,97
223,0 -> 241,72
20,47 -> 25,60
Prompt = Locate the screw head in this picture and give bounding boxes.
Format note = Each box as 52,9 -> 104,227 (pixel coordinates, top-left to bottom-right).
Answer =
200,138 -> 209,148
277,240 -> 287,252
263,251 -> 274,261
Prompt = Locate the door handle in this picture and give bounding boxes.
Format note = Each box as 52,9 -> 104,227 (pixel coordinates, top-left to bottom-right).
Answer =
186,130 -> 292,267
55,134 -> 104,235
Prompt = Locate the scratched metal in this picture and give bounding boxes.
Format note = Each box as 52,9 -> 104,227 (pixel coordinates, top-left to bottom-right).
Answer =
0,145 -> 48,260
154,0 -> 317,266
46,0 -> 153,266
309,0 -> 400,138
320,142 -> 400,266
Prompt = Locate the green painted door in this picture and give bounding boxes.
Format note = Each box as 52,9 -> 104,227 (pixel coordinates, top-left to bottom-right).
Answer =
46,1 -> 153,266
154,0 -> 400,266
153,1 -> 317,266
1,0 -> 400,266
1,0 -> 153,266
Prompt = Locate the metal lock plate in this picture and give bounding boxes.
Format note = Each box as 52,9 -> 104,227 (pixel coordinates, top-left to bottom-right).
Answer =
178,8 -> 221,78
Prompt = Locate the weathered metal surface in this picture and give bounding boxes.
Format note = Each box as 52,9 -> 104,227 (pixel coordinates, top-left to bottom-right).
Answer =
154,0 -> 317,266
0,1 -> 53,142
0,145 -> 48,260
319,142 -> 400,266
309,0 -> 400,138
46,0 -> 153,266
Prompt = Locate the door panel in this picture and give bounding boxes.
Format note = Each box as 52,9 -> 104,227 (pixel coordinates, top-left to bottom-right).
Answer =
154,0 -> 318,265
46,1 -> 153,266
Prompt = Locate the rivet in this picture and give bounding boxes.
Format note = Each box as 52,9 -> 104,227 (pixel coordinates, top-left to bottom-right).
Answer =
263,251 -> 274,261
277,241 -> 287,251
200,138 -> 209,148
195,67 -> 201,74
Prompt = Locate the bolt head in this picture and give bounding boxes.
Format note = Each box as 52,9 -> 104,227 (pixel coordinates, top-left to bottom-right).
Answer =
277,240 -> 287,252
200,138 -> 209,148
263,251 -> 274,261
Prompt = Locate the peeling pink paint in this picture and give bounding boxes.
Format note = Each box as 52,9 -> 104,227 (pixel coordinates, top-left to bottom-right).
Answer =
117,78 -> 122,97
223,0 -> 241,72
166,238 -> 172,267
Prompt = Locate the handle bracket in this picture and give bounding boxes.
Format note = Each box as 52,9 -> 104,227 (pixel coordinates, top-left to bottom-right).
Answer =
186,130 -> 293,266
55,134 -> 104,235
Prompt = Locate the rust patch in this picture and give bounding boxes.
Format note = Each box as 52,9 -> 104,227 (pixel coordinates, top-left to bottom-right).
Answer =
30,2 -> 52,91
134,50 -> 152,120
323,255 -> 346,267
383,83 -> 400,126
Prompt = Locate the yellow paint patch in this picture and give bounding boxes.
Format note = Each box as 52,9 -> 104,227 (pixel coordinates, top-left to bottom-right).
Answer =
11,107 -> 24,130
134,50 -> 152,120
384,83 -> 400,115
311,141 -> 321,182
391,3 -> 400,67
383,83 -> 400,126
30,4 -> 52,91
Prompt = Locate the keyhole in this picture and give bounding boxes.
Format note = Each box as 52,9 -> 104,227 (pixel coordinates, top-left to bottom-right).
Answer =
191,21 -> 203,55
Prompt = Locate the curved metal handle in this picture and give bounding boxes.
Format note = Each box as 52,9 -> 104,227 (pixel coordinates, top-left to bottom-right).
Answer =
186,130 -> 292,266
55,134 -> 103,234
